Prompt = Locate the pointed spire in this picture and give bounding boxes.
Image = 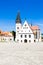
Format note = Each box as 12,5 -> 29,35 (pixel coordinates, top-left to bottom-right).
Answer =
16,11 -> 21,23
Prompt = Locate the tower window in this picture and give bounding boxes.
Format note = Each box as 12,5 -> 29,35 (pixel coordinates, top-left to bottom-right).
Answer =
17,27 -> 19,29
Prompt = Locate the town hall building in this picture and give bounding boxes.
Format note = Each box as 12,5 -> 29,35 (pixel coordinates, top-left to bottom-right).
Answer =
15,12 -> 41,43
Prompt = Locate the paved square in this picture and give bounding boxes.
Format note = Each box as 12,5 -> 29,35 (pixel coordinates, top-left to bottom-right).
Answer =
0,42 -> 43,65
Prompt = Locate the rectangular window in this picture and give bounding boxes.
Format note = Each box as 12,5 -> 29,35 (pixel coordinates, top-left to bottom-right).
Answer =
21,40 -> 22,42
29,40 -> 31,42
17,39 -> 19,41
25,35 -> 27,38
10,39 -> 12,40
29,35 -> 31,38
21,35 -> 22,38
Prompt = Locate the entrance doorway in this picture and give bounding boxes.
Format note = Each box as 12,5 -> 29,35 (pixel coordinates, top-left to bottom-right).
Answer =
24,39 -> 27,43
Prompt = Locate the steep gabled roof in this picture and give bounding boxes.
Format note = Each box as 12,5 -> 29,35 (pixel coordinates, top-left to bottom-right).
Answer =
19,20 -> 34,34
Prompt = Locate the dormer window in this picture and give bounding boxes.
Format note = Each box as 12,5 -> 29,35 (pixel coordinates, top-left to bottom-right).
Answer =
29,30 -> 30,32
25,24 -> 26,26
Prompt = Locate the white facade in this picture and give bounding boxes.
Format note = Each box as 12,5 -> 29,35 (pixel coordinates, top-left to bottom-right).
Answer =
0,31 -> 14,42
16,20 -> 34,43
15,12 -> 41,43
0,36 -> 14,42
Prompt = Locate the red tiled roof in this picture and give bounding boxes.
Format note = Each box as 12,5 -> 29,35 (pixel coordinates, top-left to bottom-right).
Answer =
0,31 -> 13,37
31,26 -> 39,30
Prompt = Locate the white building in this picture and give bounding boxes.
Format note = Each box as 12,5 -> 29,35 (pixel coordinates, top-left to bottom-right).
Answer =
0,31 -> 13,41
15,12 -> 41,43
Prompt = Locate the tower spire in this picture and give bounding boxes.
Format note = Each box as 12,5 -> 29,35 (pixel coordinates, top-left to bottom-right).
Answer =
16,11 -> 21,23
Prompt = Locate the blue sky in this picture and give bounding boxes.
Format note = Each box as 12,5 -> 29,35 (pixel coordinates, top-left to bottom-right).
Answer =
0,0 -> 43,33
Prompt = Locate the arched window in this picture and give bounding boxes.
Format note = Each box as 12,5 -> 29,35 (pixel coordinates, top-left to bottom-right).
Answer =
29,35 -> 31,38
25,35 -> 27,38
21,35 -> 22,38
